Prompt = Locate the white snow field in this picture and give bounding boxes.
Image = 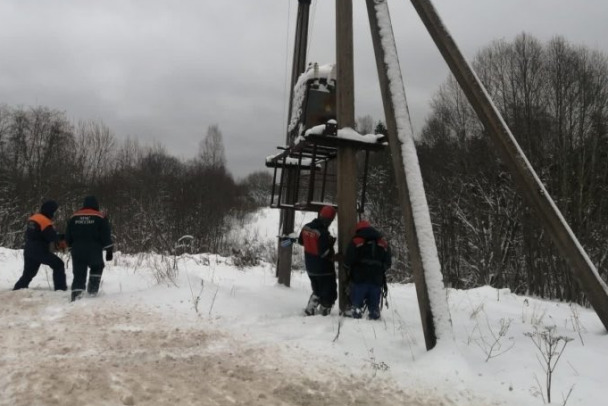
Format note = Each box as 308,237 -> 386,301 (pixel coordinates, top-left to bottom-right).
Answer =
0,210 -> 605,405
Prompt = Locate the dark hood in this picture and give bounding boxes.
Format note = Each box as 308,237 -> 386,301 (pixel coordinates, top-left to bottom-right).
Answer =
310,217 -> 330,230
40,200 -> 58,219
82,195 -> 99,210
355,226 -> 382,240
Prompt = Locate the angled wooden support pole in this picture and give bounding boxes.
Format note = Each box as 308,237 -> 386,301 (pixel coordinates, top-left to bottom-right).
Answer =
365,0 -> 437,350
409,0 -> 608,330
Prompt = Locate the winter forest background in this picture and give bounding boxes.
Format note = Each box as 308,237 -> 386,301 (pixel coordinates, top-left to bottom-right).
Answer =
1,34 -> 607,304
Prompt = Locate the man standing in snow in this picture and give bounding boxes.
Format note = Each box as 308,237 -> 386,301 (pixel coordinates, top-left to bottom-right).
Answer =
343,220 -> 391,320
13,199 -> 68,291
298,205 -> 338,316
66,196 -> 113,302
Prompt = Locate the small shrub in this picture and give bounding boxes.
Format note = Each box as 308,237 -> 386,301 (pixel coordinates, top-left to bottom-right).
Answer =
524,325 -> 573,404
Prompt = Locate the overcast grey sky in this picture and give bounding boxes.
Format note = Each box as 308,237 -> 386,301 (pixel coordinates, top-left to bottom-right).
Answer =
1,0 -> 607,178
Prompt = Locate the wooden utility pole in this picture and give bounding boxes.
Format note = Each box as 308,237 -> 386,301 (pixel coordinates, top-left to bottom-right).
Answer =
365,0 -> 437,349
409,0 -> 608,330
336,0 -> 358,312
277,0 -> 312,287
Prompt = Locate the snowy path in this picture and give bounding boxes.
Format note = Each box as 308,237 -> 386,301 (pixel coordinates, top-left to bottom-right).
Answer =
1,289 -> 424,406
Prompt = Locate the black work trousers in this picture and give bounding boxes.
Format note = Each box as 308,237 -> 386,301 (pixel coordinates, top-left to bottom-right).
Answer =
71,257 -> 104,295
309,272 -> 337,308
14,250 -> 67,291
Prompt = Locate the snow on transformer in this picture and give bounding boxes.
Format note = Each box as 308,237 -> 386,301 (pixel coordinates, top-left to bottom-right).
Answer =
288,63 -> 337,142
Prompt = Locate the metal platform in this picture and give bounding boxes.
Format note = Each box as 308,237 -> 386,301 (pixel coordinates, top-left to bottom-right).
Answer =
266,129 -> 386,213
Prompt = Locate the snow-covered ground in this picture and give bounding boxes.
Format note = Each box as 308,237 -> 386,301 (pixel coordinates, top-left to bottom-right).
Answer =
1,209 -> 605,405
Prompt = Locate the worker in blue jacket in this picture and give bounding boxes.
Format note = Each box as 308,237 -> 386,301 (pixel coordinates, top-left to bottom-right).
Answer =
298,205 -> 338,316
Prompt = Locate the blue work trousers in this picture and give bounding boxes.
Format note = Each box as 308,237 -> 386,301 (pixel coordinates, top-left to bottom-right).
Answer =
350,282 -> 382,319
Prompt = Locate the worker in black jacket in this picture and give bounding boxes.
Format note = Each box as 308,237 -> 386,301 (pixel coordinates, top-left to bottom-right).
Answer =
343,220 -> 391,320
66,196 -> 113,301
13,200 -> 67,291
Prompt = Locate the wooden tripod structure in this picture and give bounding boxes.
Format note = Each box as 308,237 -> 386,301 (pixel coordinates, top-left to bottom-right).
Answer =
273,0 -> 608,351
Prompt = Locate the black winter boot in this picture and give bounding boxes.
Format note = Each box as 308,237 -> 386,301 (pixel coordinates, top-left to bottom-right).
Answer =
71,290 -> 83,302
318,305 -> 332,316
304,294 -> 320,316
87,268 -> 103,295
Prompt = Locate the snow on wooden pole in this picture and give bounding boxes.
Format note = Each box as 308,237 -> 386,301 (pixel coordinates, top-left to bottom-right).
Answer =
366,0 -> 451,350
409,0 -> 608,331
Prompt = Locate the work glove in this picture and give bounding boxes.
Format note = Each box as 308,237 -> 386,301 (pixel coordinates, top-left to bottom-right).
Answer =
280,236 -> 297,248
56,240 -> 68,252
105,247 -> 113,261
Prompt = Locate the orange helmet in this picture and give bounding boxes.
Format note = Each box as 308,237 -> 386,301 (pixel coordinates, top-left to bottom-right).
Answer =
355,220 -> 370,230
319,205 -> 336,221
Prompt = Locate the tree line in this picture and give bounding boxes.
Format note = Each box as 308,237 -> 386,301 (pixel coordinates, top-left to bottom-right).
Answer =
363,34 -> 608,303
2,33 -> 605,304
0,107 -> 271,255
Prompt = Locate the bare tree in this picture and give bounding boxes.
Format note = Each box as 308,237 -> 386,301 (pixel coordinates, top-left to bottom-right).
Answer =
356,115 -> 375,134
198,124 -> 226,169
417,33 -> 608,300
74,120 -> 116,182
241,170 -> 273,207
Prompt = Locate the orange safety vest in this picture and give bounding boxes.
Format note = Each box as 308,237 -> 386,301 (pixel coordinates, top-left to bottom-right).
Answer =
28,213 -> 53,231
